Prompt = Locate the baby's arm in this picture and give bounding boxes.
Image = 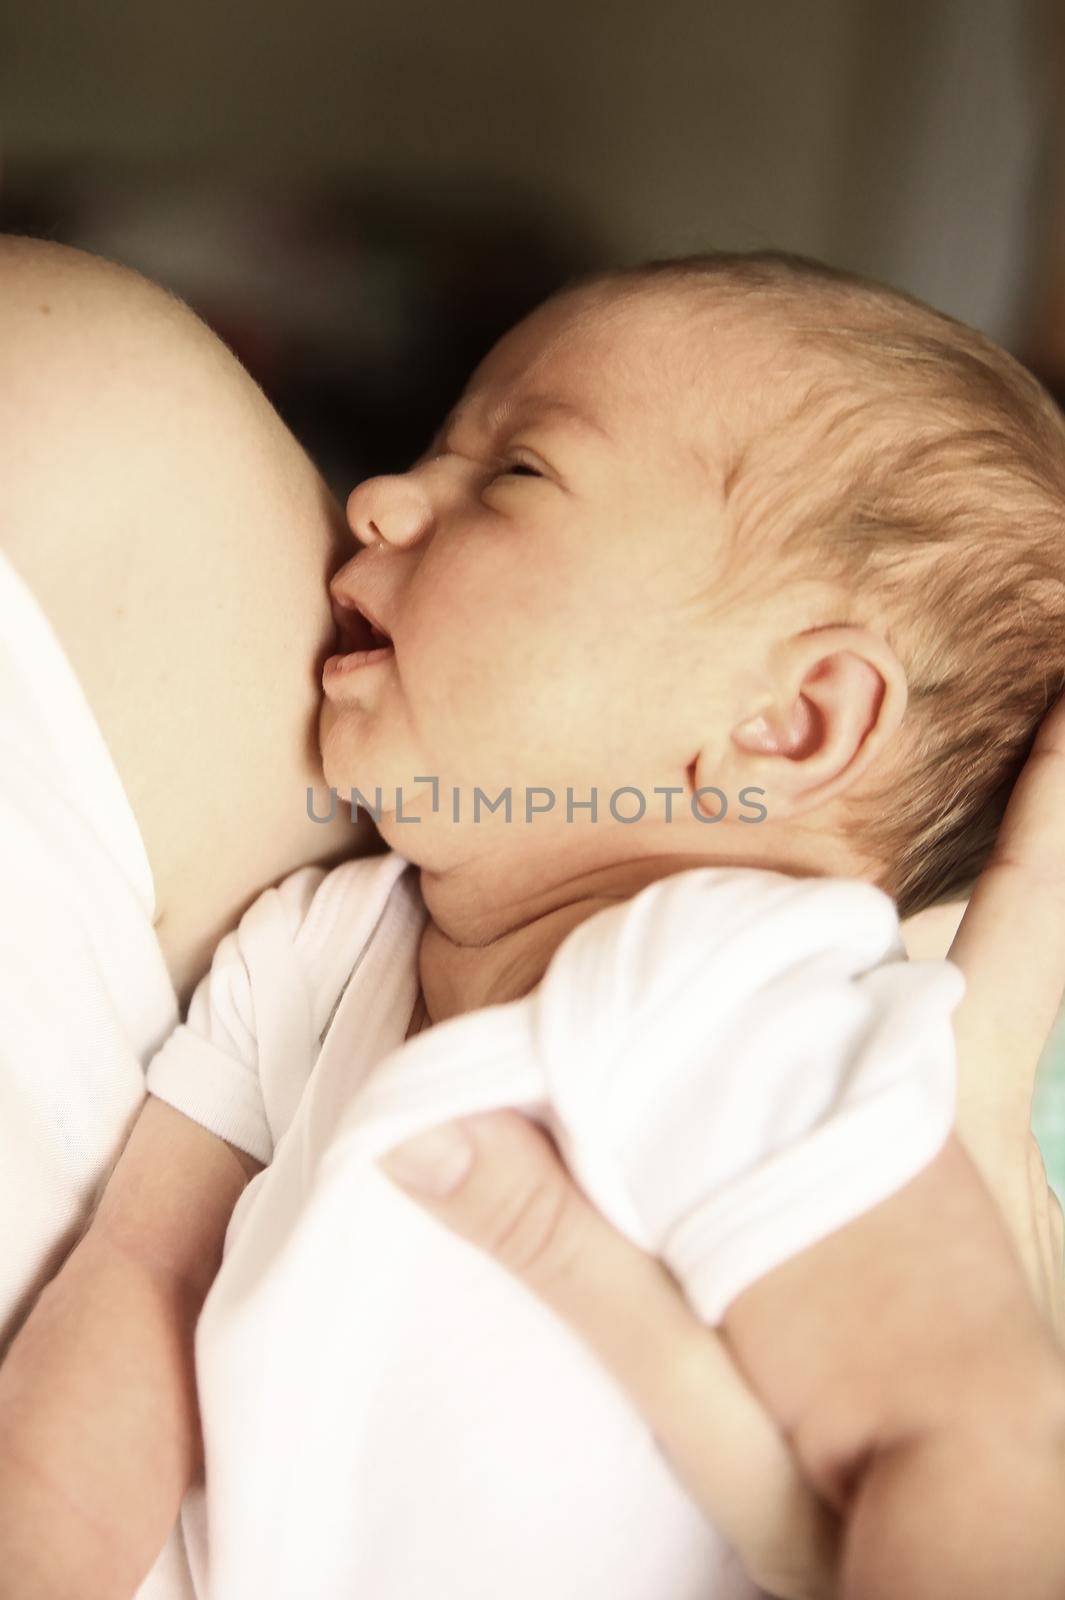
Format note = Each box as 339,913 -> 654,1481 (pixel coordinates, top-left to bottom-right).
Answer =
0,1094 -> 263,1599
721,1128 -> 1065,1599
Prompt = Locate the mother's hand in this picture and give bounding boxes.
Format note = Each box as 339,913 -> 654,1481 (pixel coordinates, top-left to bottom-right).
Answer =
382,1106 -> 841,1600
378,693 -> 1065,1600
947,691 -> 1065,1338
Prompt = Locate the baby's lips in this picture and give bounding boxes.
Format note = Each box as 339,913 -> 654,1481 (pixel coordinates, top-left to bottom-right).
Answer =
329,583 -> 395,651
330,591 -> 375,652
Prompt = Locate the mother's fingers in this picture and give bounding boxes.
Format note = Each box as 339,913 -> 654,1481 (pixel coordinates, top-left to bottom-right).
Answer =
944,693 -> 1065,1334
949,692 -> 1065,1141
380,1111 -> 840,1600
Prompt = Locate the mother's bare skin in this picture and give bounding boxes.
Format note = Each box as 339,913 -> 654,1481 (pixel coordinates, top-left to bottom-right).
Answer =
0,236 -> 375,1010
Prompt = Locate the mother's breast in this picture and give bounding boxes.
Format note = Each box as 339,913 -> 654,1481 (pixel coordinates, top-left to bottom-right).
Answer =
0,236 -> 375,1008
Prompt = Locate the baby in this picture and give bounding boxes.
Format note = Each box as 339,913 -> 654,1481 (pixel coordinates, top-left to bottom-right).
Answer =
5,251 -> 1065,1600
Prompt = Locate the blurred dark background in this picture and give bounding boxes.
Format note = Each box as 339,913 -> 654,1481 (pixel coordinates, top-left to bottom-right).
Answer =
4,0 -> 1065,495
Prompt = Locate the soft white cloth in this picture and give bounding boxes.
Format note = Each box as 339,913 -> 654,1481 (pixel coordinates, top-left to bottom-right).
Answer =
0,550 -> 193,1599
147,847 -> 964,1600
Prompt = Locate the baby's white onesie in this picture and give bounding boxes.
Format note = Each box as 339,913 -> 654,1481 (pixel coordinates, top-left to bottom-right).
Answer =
146,849 -> 963,1600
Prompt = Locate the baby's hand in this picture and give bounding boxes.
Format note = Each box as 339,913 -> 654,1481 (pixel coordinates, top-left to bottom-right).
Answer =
0,1095 -> 261,1599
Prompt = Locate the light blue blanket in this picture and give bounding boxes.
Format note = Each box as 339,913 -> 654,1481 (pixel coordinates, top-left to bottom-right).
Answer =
1034,1006 -> 1065,1213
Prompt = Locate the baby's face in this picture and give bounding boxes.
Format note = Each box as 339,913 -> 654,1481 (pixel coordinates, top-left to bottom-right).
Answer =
321,285 -> 759,859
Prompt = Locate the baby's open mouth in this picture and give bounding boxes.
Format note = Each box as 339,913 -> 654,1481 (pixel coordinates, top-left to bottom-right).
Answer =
325,590 -> 395,684
330,593 -> 392,653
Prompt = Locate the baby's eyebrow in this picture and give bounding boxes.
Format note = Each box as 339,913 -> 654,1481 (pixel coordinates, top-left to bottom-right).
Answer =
423,393 -> 613,458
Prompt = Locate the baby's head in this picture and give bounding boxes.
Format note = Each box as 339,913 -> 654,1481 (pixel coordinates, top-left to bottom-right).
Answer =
322,252 -> 1065,918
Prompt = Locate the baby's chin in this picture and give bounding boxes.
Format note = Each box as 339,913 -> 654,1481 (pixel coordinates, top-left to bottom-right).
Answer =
318,699 -> 341,779
318,699 -> 415,819
318,699 -> 372,796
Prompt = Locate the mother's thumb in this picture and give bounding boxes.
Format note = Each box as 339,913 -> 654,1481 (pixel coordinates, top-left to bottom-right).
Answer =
378,1111 -> 589,1287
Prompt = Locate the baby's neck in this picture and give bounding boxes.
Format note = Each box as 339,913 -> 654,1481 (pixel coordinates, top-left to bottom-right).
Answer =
415,889 -> 617,1026
406,796 -> 879,1029
412,846 -> 797,1027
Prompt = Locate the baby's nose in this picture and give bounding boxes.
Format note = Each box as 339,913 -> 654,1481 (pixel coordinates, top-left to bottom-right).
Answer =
346,475 -> 432,549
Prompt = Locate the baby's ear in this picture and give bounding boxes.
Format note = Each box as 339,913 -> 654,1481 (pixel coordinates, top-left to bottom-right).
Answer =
722,625 -> 907,818
733,698 -> 818,757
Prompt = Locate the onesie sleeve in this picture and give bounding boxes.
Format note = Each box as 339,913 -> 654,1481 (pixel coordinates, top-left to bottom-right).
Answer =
145,866 -> 328,1165
532,867 -> 964,1326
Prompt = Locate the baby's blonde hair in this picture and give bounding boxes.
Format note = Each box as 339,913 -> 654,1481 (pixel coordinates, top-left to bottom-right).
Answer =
574,251 -> 1065,918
